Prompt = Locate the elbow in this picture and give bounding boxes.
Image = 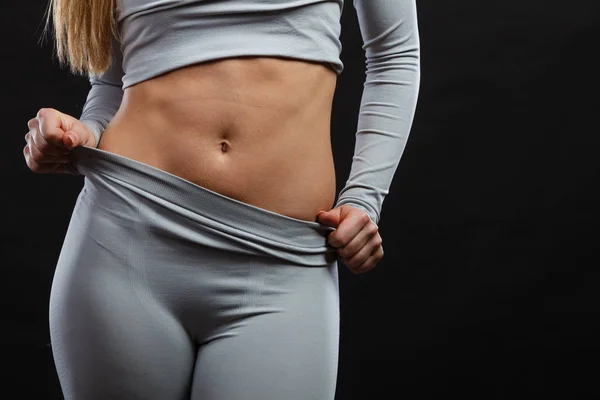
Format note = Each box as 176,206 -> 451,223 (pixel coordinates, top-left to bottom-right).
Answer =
364,44 -> 420,74
364,30 -> 420,73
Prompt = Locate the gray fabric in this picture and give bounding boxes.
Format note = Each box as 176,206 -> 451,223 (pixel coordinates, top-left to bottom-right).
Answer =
51,145 -> 340,399
80,0 -> 421,225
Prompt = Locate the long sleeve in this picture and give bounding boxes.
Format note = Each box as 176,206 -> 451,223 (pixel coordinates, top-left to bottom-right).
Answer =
79,35 -> 125,147
334,0 -> 421,225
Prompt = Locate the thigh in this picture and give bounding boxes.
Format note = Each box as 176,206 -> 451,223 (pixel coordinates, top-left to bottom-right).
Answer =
49,191 -> 196,400
190,262 -> 340,400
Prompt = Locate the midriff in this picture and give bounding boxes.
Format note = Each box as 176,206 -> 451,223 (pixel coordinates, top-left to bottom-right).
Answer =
97,56 -> 338,223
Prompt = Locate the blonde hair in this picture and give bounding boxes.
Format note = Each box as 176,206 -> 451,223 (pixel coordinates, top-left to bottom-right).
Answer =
42,0 -> 119,78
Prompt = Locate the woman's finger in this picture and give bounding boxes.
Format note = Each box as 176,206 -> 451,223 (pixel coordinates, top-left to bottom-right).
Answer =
345,233 -> 382,270
337,222 -> 379,260
24,144 -> 67,174
36,108 -> 69,149
353,245 -> 384,274
29,128 -> 71,157
29,139 -> 71,164
327,212 -> 372,249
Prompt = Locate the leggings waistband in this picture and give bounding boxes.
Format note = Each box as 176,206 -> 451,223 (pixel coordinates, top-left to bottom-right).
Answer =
69,145 -> 338,265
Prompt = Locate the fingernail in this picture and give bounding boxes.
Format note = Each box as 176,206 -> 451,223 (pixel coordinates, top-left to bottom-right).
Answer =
65,135 -> 75,148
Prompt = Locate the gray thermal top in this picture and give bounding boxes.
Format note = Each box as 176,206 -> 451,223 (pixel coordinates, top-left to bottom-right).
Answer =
79,0 -> 421,224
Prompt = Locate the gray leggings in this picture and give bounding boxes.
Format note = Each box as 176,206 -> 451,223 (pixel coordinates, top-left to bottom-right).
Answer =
50,146 -> 340,400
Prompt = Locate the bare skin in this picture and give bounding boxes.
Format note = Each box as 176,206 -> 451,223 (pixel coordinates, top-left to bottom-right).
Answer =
97,56 -> 338,223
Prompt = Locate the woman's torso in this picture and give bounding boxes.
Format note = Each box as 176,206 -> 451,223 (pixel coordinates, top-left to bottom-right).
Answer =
98,56 -> 338,222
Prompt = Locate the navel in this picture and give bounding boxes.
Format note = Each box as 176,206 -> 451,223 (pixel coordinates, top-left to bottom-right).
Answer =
219,140 -> 231,153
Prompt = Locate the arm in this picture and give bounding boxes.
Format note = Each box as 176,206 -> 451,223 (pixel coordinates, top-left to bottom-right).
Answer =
334,0 -> 421,225
79,35 -> 125,147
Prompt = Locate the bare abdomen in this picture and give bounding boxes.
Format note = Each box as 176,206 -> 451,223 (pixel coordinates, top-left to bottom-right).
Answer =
97,56 -> 338,222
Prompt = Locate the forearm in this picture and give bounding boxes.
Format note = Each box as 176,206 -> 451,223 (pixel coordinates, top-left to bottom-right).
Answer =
79,35 -> 125,147
80,84 -> 123,147
334,0 -> 421,225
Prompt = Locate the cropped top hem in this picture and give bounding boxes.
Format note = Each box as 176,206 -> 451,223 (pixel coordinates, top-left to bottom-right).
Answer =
116,0 -> 344,89
123,47 -> 343,90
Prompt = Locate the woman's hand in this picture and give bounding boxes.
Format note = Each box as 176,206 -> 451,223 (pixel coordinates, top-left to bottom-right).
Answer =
316,205 -> 384,274
24,108 -> 96,174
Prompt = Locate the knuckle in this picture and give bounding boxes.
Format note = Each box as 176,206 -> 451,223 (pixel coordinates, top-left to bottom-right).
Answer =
374,236 -> 383,246
27,118 -> 36,129
361,213 -> 370,224
369,223 -> 379,235
37,108 -> 51,119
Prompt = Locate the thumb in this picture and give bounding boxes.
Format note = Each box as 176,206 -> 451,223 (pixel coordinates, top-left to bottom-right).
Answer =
63,126 -> 95,149
316,209 -> 340,227
62,131 -> 79,150
62,119 -> 98,149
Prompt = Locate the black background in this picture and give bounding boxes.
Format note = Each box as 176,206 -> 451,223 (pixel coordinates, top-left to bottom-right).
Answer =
3,1 -> 600,398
